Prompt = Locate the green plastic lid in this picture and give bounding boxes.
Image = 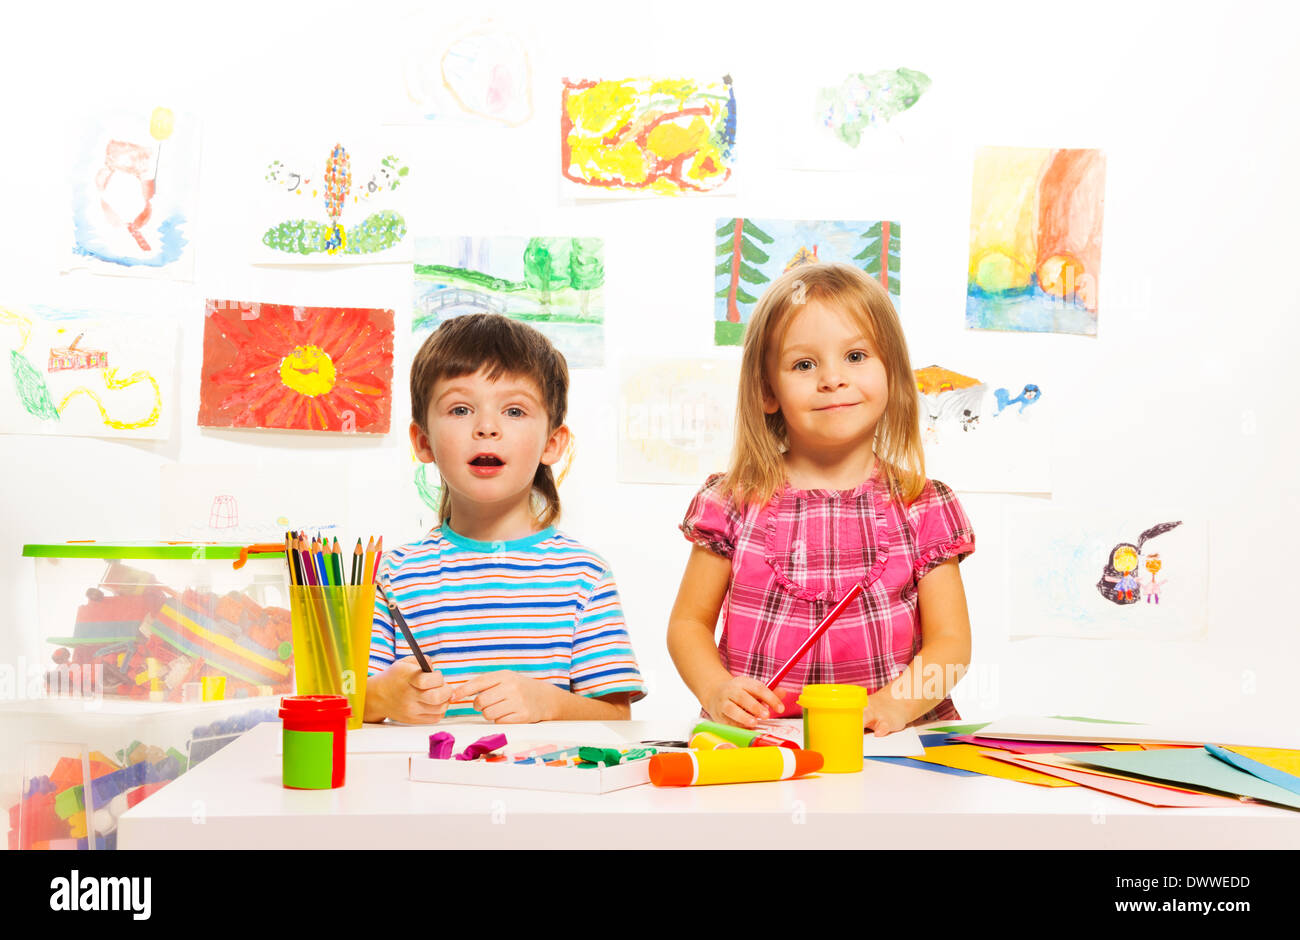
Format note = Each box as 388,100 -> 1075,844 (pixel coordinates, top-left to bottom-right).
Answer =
22,542 -> 283,562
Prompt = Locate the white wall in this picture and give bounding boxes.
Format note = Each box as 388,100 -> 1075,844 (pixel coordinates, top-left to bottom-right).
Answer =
2,0 -> 1298,724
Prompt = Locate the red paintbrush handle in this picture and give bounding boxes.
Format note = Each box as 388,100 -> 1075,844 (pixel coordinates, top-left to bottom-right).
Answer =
766,582 -> 865,690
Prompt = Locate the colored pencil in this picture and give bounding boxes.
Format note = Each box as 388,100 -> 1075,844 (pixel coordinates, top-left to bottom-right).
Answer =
351,539 -> 363,586
362,537 -> 375,587
284,532 -> 298,586
330,537 -> 344,587
370,536 -> 383,585
377,579 -> 430,672
766,582 -> 866,690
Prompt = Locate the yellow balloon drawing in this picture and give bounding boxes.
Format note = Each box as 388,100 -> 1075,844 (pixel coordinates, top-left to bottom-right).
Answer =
150,107 -> 175,142
279,345 -> 336,397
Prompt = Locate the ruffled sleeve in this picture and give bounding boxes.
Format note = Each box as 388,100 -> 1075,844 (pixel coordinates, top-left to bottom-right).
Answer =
909,479 -> 976,582
680,473 -> 741,560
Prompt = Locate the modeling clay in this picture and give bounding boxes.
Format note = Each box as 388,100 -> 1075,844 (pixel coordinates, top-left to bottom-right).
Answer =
428,732 -> 455,760
454,733 -> 507,761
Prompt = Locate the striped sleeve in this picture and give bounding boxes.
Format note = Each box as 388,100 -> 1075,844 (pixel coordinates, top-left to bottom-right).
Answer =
367,552 -> 396,674
569,568 -> 647,703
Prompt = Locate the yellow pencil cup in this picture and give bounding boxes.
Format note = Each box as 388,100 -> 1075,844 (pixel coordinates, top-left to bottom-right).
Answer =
798,684 -> 869,773
289,585 -> 375,730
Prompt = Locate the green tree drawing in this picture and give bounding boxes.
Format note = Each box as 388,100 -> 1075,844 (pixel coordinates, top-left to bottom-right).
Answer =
568,238 -> 605,320
716,218 -> 774,324
855,220 -> 901,295
523,237 -> 572,314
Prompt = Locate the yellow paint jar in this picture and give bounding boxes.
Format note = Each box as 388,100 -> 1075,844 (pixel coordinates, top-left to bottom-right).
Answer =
797,684 -> 868,773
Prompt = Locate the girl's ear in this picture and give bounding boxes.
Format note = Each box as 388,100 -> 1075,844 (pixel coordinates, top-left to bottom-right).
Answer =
410,420 -> 436,465
540,423 -> 571,466
761,381 -> 781,415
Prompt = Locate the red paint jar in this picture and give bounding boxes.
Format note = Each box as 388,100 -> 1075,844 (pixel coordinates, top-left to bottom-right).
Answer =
279,694 -> 350,789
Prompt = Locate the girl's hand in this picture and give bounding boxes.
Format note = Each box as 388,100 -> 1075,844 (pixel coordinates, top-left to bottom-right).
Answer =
371,658 -> 458,724
455,671 -> 564,724
704,676 -> 787,729
863,695 -> 913,737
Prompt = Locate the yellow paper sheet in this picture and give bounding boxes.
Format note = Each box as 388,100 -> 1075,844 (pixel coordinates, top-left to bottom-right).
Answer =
1223,746 -> 1300,777
912,745 -> 1075,787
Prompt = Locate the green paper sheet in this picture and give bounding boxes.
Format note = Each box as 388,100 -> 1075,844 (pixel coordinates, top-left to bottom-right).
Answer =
922,722 -> 992,735
1071,749 -> 1300,811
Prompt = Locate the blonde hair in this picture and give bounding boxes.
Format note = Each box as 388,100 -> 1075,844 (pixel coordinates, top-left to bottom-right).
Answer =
725,262 -> 926,506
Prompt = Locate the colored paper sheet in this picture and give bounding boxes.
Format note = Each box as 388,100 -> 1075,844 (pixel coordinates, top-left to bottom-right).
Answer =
1222,745 -> 1300,778
756,718 -> 925,757
866,757 -> 982,778
1006,753 -> 1217,789
911,745 -> 1075,787
1069,749 -> 1300,811
948,735 -> 1114,754
1207,745 -> 1300,797
974,716 -> 1300,750
984,753 -> 1245,809
921,722 -> 992,735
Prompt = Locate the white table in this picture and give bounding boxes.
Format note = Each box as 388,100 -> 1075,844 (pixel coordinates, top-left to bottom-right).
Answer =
117,721 -> 1300,849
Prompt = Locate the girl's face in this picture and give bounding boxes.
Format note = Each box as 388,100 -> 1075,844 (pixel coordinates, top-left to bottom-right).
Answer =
410,367 -> 568,516
763,299 -> 889,453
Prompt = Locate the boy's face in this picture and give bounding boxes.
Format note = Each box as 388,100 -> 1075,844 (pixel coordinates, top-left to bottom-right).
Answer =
411,368 -> 568,516
763,299 -> 889,452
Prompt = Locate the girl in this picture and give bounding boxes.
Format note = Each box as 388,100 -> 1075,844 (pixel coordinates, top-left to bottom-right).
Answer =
366,313 -> 647,723
667,263 -> 974,736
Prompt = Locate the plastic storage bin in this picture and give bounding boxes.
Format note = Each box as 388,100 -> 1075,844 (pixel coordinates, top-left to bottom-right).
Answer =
22,543 -> 293,703
0,697 -> 278,850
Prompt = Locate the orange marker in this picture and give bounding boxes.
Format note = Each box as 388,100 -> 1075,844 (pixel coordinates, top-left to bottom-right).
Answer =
649,748 -> 823,787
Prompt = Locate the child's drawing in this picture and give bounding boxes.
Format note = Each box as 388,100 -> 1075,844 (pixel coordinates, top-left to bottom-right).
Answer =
967,146 -> 1106,335
68,106 -> 199,280
253,141 -> 411,264
562,76 -> 737,198
914,363 -> 1049,494
715,218 -> 900,346
199,300 -> 394,433
1005,510 -> 1205,640
1096,522 -> 1182,605
618,359 -> 739,485
817,67 -> 932,148
0,305 -> 174,440
401,20 -> 533,126
414,236 -> 604,368
160,465 -> 345,541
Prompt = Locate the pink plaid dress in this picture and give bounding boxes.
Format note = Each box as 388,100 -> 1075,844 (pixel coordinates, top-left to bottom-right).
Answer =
681,467 -> 975,724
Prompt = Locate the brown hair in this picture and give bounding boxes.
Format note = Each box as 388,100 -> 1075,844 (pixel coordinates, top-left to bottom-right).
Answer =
727,262 -> 926,506
410,314 -> 569,527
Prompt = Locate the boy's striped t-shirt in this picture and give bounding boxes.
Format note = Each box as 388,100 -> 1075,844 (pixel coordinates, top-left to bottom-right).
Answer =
368,525 -> 646,718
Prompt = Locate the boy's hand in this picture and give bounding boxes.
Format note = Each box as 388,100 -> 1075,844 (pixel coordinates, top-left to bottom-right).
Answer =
455,671 -> 563,724
863,695 -> 912,737
372,658 -> 457,724
704,676 -> 786,730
